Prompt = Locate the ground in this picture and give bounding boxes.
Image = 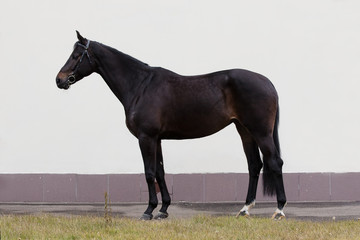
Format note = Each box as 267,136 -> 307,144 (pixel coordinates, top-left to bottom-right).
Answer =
1,202 -> 359,221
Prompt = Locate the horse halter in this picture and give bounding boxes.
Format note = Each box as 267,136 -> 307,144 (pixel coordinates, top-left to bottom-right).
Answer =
68,40 -> 92,84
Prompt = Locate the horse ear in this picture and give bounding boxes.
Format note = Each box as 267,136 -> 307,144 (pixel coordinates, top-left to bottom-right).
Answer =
76,30 -> 86,44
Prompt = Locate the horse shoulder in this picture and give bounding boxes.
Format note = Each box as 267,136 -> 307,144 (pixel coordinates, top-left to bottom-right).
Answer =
124,83 -> 166,138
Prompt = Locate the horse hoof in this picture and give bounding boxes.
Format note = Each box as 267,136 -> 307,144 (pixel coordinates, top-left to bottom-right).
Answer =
154,211 -> 169,220
236,210 -> 250,218
271,209 -> 285,220
139,213 -> 153,221
272,213 -> 285,220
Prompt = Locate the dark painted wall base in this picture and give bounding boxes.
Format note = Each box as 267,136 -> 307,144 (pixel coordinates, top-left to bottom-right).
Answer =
0,173 -> 359,203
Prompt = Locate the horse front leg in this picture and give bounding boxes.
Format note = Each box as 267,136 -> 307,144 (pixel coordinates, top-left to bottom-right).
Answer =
154,140 -> 171,219
138,135 -> 158,220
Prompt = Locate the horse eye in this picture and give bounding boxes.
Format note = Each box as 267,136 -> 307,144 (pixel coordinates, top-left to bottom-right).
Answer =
72,53 -> 79,60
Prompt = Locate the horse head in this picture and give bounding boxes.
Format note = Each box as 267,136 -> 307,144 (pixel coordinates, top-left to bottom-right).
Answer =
56,31 -> 96,89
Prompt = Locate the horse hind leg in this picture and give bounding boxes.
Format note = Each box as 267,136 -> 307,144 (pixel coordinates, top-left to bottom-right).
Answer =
255,135 -> 287,220
235,123 -> 263,217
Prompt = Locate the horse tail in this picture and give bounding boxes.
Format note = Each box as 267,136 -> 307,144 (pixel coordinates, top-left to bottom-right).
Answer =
263,104 -> 281,196
273,105 -> 281,156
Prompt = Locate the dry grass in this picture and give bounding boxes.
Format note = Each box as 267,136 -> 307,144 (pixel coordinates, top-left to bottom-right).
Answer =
1,214 -> 359,240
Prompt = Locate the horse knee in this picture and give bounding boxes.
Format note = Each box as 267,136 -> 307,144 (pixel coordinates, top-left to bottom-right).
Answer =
145,173 -> 156,184
248,162 -> 263,176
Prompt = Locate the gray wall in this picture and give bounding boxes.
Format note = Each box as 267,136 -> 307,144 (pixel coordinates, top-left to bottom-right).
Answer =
1,173 -> 359,203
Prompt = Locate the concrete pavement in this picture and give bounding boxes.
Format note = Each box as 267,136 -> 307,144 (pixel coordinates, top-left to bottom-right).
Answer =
1,202 -> 360,221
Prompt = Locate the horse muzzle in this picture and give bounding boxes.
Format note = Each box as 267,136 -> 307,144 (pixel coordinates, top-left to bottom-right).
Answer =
56,73 -> 75,90
56,78 -> 69,89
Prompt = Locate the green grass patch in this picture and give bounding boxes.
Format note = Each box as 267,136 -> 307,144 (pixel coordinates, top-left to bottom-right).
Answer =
1,214 -> 359,240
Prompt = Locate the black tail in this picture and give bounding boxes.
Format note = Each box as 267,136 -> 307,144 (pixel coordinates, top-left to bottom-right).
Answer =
273,106 -> 281,156
263,105 -> 281,196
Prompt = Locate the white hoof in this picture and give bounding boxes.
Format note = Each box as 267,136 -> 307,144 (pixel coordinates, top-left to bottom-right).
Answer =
236,201 -> 255,218
271,208 -> 285,220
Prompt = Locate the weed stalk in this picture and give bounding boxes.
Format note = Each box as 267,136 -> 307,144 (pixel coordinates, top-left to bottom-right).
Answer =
104,191 -> 112,225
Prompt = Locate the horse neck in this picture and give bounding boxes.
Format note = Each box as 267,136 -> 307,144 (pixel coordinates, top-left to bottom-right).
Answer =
92,42 -> 151,108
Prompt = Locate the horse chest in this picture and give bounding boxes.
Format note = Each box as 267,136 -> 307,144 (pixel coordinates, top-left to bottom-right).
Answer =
125,109 -> 161,138
125,111 -> 141,137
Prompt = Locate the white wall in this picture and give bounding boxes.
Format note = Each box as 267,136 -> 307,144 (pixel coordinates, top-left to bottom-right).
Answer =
1,0 -> 360,174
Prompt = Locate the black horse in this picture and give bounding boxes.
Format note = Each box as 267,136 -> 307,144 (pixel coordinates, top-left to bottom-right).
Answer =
56,31 -> 287,220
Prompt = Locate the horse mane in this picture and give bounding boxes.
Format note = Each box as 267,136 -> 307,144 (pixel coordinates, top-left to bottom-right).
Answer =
95,41 -> 149,69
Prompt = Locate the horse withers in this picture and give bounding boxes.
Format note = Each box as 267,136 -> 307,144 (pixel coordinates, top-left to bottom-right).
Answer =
56,31 -> 287,220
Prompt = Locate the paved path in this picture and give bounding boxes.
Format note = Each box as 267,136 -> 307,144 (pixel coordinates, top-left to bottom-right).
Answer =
1,202 -> 360,221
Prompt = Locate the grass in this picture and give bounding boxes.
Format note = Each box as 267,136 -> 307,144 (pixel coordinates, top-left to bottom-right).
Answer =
0,214 -> 359,240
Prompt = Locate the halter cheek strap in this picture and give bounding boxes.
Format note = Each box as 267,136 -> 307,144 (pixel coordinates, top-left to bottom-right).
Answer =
77,40 -> 92,64
68,40 -> 91,84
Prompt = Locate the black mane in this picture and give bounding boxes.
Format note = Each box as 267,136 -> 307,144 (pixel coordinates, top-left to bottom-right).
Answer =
96,42 -> 149,68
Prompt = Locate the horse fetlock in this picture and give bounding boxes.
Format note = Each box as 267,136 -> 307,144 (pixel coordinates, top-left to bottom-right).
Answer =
160,204 -> 170,213
236,201 -> 255,218
149,201 -> 158,210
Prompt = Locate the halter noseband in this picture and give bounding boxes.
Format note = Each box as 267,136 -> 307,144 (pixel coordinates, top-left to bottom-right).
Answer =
68,40 -> 91,84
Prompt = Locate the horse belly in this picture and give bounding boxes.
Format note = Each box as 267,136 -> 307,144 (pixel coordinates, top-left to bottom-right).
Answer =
161,101 -> 232,139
